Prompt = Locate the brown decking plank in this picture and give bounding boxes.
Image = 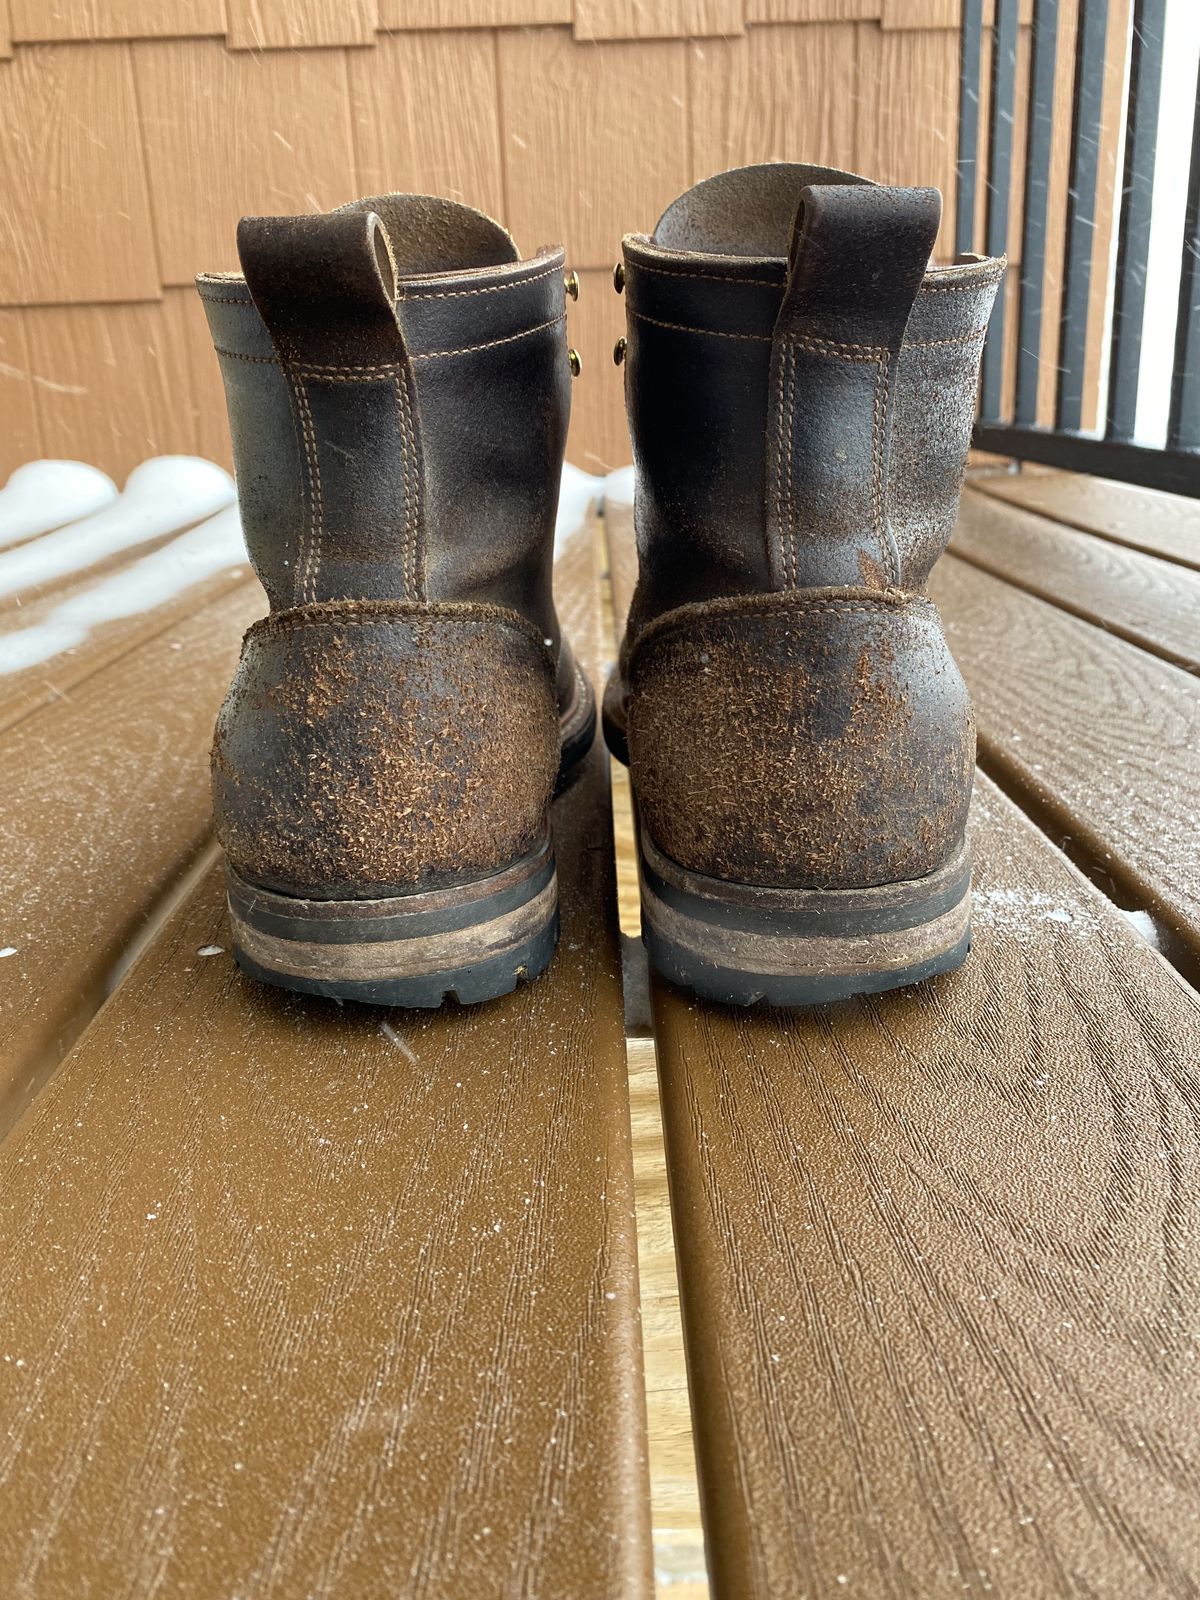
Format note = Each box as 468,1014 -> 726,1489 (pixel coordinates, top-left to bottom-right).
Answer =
931,553 -> 1200,965
0,519 -> 655,1600
0,560 -> 254,730
0,580 -> 263,1123
953,488 -> 1200,675
973,468 -> 1200,574
652,776 -> 1200,1600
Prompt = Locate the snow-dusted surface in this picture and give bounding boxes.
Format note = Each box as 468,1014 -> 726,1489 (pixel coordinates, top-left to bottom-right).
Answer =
0,457 -> 234,602
0,461 -> 117,551
0,506 -> 247,674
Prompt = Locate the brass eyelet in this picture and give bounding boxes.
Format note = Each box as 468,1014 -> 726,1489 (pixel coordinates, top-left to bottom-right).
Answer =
568,347 -> 582,378
613,337 -> 627,367
564,269 -> 580,301
613,260 -> 625,294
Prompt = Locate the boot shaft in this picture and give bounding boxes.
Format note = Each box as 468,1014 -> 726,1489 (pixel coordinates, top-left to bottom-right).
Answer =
620,163 -> 1004,630
197,195 -> 572,649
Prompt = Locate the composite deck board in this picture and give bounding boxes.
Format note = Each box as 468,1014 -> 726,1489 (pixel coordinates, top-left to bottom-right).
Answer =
952,489 -> 1200,676
0,520 -> 655,1600
0,579 -> 262,1124
0,560 -> 254,729
974,469 -> 1200,574
651,778 -> 1200,1600
603,498 -> 1200,1596
930,553 -> 1200,964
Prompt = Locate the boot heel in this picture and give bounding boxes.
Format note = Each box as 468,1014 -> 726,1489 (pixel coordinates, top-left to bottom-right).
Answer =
638,830 -> 971,1008
227,839 -> 558,1008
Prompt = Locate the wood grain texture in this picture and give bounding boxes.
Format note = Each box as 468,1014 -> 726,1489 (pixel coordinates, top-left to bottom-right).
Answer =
973,470 -> 1200,575
565,269 -> 630,473
0,311 -> 42,470
378,0 -> 569,24
497,28 -> 689,269
226,0 -> 376,49
651,774 -> 1200,1599
8,0 -> 227,39
0,42 -> 160,306
930,552 -> 1200,965
574,0 -> 743,41
0,524 -> 655,1600
348,29 -> 505,229
132,37 -> 357,285
0,579 -> 262,1122
23,291 -> 232,479
0,0 -> 11,56
690,24 -> 859,185
953,488 -> 1200,676
744,0 -> 878,20
854,19 -> 960,258
880,0 -> 1033,26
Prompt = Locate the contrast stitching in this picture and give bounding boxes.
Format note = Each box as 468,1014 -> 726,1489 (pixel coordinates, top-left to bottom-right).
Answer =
394,367 -> 419,603
920,278 -> 1005,295
634,594 -> 933,655
792,333 -> 886,362
872,354 -> 898,586
290,373 -> 324,605
400,261 -> 562,300
213,346 -> 275,364
197,293 -> 254,307
408,313 -> 566,361
248,603 -> 551,653
629,310 -> 772,342
629,260 -> 781,287
785,344 -> 798,588
771,346 -> 789,588
294,362 -> 402,379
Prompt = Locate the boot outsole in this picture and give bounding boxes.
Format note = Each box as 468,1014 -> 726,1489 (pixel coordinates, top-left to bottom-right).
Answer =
227,839 -> 558,1009
638,827 -> 972,1008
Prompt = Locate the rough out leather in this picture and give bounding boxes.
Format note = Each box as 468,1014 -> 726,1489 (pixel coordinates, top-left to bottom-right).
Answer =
615,161 -> 1004,891
197,196 -> 584,899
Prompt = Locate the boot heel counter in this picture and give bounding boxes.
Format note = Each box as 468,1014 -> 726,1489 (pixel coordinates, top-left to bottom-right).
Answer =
626,591 -> 973,890
212,603 -> 559,899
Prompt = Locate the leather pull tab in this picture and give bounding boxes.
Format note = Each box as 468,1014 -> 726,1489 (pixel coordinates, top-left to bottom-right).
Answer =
776,184 -> 941,350
236,210 -> 403,367
765,184 -> 942,592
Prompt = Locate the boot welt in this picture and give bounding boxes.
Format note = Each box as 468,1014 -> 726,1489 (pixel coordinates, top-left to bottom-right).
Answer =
638,829 -> 971,1008
226,838 -> 558,1008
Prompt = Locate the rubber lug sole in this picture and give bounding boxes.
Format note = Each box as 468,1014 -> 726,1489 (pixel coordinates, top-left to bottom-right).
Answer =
227,838 -> 558,1008
639,829 -> 972,1007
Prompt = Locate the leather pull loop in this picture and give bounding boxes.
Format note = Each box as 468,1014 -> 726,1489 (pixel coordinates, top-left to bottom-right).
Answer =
766,184 -> 942,592
237,210 -> 403,368
235,211 -> 423,607
775,183 -> 941,349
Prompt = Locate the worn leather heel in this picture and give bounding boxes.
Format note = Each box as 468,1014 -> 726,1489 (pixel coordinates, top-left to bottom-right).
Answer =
638,829 -> 971,1007
227,838 -> 558,1007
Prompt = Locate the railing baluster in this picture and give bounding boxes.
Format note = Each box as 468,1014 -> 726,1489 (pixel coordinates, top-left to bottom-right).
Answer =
955,0 -> 987,260
1015,0 -> 1059,427
1057,0 -> 1109,433
1107,0 -> 1167,443
1168,64 -> 1200,453
980,0 -> 1021,423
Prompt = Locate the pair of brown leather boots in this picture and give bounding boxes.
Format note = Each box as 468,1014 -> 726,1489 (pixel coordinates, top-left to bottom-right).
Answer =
200,163 -> 1003,1009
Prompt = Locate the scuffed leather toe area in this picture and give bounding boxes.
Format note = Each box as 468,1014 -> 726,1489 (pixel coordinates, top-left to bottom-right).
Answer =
212,601 -> 559,899
625,588 -> 974,891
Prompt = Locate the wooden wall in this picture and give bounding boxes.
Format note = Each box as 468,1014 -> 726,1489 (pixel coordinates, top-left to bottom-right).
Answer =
0,2 -> 1116,479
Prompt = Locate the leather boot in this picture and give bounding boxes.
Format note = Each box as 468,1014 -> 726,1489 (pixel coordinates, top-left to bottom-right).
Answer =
605,163 -> 1004,1005
198,195 -> 593,1006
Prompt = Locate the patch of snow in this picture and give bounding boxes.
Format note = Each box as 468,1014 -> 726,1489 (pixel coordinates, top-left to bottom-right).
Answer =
1119,908 -> 1163,950
0,456 -> 234,601
0,507 -> 248,674
0,461 -> 117,550
196,944 -> 224,958
0,947 -> 16,958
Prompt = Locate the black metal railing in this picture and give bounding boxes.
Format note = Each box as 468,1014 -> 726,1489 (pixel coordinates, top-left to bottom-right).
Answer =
957,0 -> 1200,496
